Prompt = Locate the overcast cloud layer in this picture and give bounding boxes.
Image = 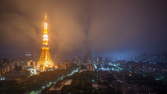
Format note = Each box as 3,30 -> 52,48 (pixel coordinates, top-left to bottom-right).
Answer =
0,0 -> 167,57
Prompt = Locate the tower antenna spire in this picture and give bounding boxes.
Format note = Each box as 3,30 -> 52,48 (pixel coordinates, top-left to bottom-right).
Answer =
44,12 -> 47,21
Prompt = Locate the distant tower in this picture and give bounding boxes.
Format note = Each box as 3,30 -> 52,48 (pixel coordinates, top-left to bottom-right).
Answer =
37,14 -> 57,71
83,1 -> 92,63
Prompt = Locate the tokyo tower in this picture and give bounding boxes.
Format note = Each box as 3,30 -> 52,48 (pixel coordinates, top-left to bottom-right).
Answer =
37,14 -> 57,71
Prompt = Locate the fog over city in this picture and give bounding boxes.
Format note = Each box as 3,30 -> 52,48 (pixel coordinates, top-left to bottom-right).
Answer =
0,0 -> 167,57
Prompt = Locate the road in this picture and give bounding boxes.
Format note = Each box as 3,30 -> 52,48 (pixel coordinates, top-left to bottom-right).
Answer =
27,68 -> 80,94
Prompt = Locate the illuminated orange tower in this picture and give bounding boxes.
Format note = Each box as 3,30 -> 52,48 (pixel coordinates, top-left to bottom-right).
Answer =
37,14 -> 57,71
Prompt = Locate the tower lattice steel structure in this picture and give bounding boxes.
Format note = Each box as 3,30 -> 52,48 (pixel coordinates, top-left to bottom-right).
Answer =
37,14 -> 57,71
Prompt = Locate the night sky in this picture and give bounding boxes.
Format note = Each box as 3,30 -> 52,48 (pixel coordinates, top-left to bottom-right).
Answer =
0,0 -> 167,57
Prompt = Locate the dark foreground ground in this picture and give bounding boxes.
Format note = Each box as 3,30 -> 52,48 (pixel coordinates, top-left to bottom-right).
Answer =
42,71 -> 167,94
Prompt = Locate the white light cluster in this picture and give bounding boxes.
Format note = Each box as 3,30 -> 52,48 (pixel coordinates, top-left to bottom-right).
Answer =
43,34 -> 48,41
27,68 -> 37,76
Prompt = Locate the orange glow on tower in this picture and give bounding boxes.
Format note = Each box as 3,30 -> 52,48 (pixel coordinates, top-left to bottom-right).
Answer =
37,14 -> 57,71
